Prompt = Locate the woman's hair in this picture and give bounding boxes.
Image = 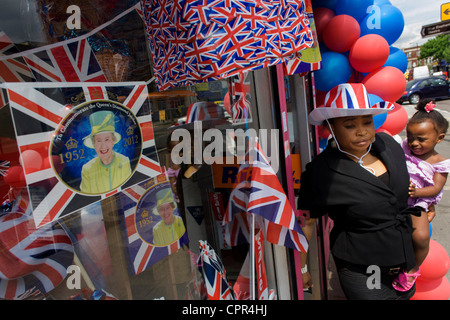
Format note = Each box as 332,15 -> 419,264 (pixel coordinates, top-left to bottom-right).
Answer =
408,98 -> 449,134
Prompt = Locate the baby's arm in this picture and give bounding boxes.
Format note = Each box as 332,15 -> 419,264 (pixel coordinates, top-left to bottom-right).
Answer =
413,172 -> 448,198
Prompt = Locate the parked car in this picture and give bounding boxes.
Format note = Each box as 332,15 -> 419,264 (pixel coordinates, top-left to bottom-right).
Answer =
397,76 -> 450,105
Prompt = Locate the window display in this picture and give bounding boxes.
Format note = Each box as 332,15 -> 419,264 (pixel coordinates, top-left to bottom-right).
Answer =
0,0 -> 314,301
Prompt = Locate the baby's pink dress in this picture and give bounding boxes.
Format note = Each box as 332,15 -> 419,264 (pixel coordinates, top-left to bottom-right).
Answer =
402,139 -> 450,211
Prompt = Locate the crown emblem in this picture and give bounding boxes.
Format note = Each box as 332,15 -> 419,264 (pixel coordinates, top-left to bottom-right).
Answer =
126,126 -> 134,136
141,209 -> 149,218
65,137 -> 78,150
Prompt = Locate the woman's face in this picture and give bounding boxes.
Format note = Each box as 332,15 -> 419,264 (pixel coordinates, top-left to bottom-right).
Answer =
93,132 -> 115,165
158,203 -> 175,225
329,115 -> 375,157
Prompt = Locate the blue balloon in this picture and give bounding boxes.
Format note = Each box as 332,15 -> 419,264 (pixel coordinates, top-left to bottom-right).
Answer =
373,113 -> 387,129
360,5 -> 404,45
373,0 -> 391,5
368,93 -> 383,105
369,94 -> 386,129
383,46 -> 408,73
336,0 -> 374,22
314,52 -> 352,92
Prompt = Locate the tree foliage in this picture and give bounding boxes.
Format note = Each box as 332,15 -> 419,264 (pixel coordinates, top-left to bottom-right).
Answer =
419,34 -> 450,63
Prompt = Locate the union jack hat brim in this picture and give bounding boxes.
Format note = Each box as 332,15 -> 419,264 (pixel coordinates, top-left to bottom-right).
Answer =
309,83 -> 395,125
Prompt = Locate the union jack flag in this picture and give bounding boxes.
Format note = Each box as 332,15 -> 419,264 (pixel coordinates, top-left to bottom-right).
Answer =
118,175 -> 189,275
198,240 -> 235,300
0,160 -> 9,176
0,212 -> 74,300
224,211 -> 250,247
224,139 -> 308,252
141,0 -> 313,90
229,72 -> 252,124
0,31 -> 35,83
5,82 -> 162,228
23,39 -> 107,83
186,101 -> 225,123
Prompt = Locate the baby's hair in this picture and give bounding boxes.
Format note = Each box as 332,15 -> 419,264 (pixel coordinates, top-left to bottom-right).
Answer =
408,98 -> 449,134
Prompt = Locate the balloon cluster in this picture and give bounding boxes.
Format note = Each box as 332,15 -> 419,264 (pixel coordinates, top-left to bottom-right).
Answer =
412,239 -> 450,300
313,0 -> 409,137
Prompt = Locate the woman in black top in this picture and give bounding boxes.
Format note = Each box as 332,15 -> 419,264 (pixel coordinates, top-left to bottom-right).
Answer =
298,83 -> 420,300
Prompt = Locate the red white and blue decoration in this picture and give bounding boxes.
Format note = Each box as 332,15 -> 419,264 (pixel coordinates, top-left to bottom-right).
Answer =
224,139 -> 308,252
141,0 -> 314,90
118,174 -> 189,275
198,240 -> 235,300
312,0 -> 409,136
4,82 -> 161,228
0,212 -> 74,300
23,38 -> 107,83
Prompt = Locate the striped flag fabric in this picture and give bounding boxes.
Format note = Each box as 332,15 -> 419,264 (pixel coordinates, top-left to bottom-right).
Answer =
0,31 -> 35,83
224,139 -> 308,252
141,0 -> 314,90
0,212 -> 74,300
198,240 -> 235,300
5,82 -> 161,228
23,39 -> 107,83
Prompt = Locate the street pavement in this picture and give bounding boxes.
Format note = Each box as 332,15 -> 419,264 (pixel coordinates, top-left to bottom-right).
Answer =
400,98 -> 450,286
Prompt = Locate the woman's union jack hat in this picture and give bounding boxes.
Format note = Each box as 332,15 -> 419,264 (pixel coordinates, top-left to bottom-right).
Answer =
308,83 -> 395,125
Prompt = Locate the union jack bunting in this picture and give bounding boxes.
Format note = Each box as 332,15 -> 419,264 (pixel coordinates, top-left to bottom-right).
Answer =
141,0 -> 313,90
224,139 -> 308,252
5,82 -> 162,228
118,174 -> 189,275
0,212 -> 74,300
198,240 -> 235,300
229,72 -> 252,124
23,39 -> 107,82
0,31 -> 35,83
283,11 -> 322,75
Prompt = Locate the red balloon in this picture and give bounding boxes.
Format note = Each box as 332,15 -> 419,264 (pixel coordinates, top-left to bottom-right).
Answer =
313,7 -> 336,42
420,239 -> 450,281
315,90 -> 327,106
412,277 -> 450,300
3,166 -> 26,188
318,124 -> 331,139
378,103 -> 408,136
362,66 -> 407,102
322,15 -> 360,53
349,34 -> 390,73
19,149 -> 43,173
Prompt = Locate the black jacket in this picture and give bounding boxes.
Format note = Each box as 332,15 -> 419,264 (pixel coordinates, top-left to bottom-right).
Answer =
298,133 -> 420,270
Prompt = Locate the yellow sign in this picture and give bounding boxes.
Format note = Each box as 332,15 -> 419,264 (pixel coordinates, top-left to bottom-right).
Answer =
442,3 -> 450,21
211,154 -> 302,189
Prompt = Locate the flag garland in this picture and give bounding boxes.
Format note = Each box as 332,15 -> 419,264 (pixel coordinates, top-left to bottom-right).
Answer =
118,174 -> 189,275
141,0 -> 314,90
224,139 -> 308,252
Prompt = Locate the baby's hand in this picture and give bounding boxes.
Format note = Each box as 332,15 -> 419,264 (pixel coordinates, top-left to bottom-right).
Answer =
409,182 -> 416,198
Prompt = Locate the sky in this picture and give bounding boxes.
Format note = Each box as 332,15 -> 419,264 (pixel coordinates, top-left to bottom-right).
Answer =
390,0 -> 447,48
